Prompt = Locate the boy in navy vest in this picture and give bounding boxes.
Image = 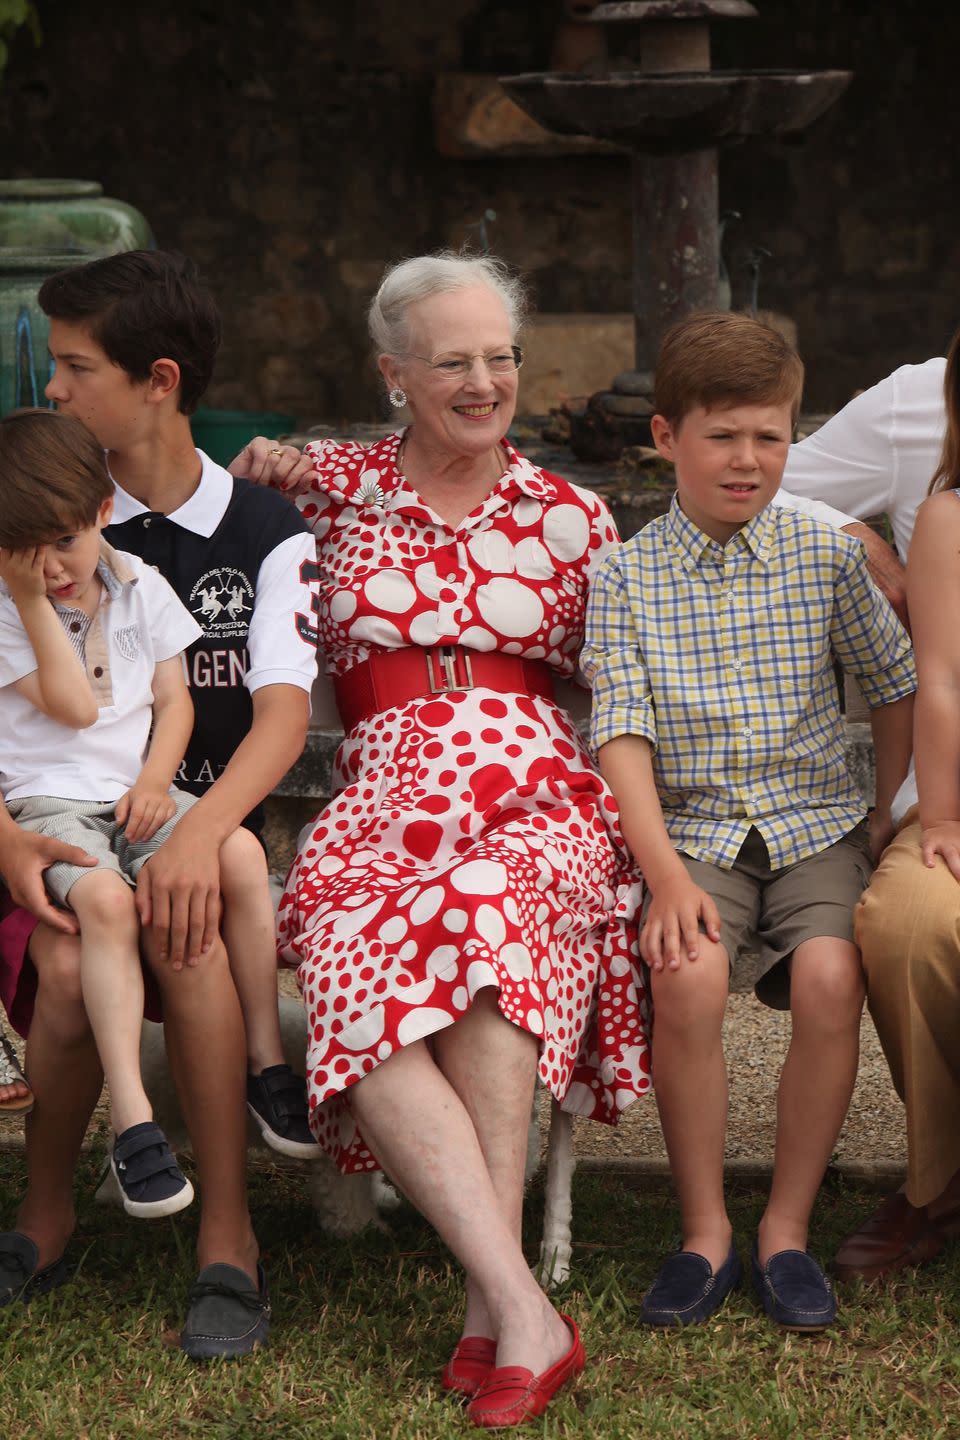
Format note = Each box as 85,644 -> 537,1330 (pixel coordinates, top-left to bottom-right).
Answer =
0,251 -> 318,1357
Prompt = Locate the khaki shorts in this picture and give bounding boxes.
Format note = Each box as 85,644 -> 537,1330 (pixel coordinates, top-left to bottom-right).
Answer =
641,824 -> 873,1010
7,788 -> 197,907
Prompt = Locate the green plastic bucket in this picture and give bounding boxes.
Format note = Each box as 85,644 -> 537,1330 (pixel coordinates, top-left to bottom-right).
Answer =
191,408 -> 296,469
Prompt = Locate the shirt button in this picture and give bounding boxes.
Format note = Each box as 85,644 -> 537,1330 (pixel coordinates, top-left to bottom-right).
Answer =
70,621 -> 82,633
143,516 -> 152,528
742,725 -> 752,737
93,666 -> 103,678
731,659 -> 742,671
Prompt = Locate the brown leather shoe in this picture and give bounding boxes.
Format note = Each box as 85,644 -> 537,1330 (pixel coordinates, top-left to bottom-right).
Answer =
833,1191 -> 946,1282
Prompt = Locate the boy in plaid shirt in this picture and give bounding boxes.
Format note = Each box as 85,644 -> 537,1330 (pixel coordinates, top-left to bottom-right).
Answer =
581,312 -> 916,1331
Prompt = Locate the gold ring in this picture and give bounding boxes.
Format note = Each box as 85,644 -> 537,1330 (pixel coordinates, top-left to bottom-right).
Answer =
269,447 -> 284,457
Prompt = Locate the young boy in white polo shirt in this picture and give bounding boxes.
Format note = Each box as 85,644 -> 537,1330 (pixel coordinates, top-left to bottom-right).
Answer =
0,408 -> 277,1219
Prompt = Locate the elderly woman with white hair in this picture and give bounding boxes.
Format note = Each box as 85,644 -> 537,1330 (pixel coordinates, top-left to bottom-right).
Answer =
238,252 -> 649,1426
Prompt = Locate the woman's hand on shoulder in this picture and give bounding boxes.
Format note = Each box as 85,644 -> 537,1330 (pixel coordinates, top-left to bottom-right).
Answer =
920,821 -> 960,881
228,436 -> 314,495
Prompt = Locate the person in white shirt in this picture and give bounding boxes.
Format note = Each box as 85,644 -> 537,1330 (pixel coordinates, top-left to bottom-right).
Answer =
0,409 -> 313,1226
776,357 -> 947,621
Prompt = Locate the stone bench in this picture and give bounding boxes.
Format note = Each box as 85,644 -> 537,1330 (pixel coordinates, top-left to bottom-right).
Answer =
262,720 -> 878,875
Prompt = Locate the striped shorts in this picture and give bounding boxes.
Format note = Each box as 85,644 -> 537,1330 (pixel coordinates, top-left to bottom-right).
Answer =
6,788 -> 197,907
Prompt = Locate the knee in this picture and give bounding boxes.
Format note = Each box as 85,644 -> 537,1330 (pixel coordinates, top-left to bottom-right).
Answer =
143,932 -> 230,992
795,955 -> 865,1033
219,828 -> 268,900
857,845 -> 960,984
30,932 -> 89,1042
70,875 -> 138,935
650,948 -> 728,1033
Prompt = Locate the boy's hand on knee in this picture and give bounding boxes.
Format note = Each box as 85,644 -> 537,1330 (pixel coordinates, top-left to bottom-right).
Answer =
920,822 -> 960,881
116,781 -> 176,845
640,876 -> 721,972
136,827 -> 222,970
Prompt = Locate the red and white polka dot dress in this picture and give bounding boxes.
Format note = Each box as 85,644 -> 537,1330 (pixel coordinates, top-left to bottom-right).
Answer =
278,432 -> 651,1172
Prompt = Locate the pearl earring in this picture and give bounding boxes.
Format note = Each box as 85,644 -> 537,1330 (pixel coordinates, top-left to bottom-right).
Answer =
389,387 -> 407,409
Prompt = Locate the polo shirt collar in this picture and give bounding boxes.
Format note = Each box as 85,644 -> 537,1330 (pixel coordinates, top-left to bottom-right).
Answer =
109,449 -> 232,538
96,540 -> 136,596
666,494 -> 777,571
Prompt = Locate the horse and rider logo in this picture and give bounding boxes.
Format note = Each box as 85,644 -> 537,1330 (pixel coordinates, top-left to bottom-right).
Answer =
188,567 -> 254,636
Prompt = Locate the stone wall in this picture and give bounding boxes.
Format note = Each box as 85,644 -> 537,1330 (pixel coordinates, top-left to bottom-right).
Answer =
0,0 -> 954,416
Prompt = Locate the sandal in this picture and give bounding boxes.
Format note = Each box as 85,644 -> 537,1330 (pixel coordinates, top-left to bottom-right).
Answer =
0,1029 -> 33,1115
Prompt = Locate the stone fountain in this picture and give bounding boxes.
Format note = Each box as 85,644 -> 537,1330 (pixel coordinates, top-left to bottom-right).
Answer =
500,1 -> 851,460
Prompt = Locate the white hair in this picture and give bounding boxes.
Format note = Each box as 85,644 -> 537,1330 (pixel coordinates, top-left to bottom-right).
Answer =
367,250 -> 529,355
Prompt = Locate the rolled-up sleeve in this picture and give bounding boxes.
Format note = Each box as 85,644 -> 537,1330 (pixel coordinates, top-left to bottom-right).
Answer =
830,538 -> 917,706
581,554 -> 657,752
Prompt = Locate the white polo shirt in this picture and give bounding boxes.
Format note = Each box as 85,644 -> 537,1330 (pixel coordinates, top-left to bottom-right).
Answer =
0,543 -> 202,803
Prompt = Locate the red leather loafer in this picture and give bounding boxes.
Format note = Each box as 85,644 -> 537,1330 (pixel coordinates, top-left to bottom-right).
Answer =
466,1314 -> 585,1429
442,1336 -> 497,1398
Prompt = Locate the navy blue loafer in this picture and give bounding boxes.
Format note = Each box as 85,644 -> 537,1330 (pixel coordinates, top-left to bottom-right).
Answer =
0,1232 -> 70,1307
640,1241 -> 741,1327
751,1241 -> 836,1331
180,1262 -> 271,1360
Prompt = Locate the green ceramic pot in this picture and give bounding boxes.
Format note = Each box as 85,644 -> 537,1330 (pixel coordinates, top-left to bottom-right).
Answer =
0,180 -> 154,416
0,248 -> 89,414
0,179 -> 154,255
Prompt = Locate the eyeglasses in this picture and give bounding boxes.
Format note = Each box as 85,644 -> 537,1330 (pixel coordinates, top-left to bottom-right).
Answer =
403,345 -> 523,379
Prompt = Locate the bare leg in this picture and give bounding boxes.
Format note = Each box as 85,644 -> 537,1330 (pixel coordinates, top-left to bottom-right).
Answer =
15,926 -> 103,1267
649,940 -> 732,1270
349,1026 -> 569,1373
759,937 -> 864,1261
143,931 -> 258,1280
433,990 -> 539,1344
68,871 -> 152,1135
218,829 -> 284,1073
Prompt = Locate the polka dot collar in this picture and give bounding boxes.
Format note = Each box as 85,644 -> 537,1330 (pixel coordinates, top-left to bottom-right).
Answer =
306,430 -> 559,513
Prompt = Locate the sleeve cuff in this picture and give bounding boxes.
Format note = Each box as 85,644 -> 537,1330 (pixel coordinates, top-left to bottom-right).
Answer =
590,705 -> 658,753
245,668 -> 316,696
858,659 -> 918,708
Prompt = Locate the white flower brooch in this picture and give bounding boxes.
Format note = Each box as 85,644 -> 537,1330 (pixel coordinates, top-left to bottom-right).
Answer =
357,470 -> 387,510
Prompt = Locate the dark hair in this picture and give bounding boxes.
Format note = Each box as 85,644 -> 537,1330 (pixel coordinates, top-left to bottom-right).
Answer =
930,330 -> 960,493
38,250 -> 221,415
654,310 -> 805,427
0,408 -> 113,548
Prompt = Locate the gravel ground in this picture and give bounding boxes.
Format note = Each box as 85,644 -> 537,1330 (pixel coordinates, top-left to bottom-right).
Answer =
1,976 -> 905,1174
564,992 -> 906,1169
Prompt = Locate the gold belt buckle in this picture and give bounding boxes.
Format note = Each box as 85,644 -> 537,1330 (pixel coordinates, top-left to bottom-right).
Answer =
427,645 -> 474,693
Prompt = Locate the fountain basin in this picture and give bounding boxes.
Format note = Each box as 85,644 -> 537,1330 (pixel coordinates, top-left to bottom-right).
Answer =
500,69 -> 851,151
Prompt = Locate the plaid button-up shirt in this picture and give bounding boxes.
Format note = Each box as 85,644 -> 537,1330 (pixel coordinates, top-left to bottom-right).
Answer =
581,498 -> 917,869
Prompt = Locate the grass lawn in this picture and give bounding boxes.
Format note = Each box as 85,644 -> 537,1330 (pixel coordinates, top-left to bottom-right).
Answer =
0,1150 -> 956,1439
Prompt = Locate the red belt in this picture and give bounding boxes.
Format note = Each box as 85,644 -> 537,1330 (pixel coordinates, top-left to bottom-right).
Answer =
333,645 -> 555,733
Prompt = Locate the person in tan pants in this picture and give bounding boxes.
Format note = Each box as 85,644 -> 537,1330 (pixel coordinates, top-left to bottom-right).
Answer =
839,329 -> 960,1279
